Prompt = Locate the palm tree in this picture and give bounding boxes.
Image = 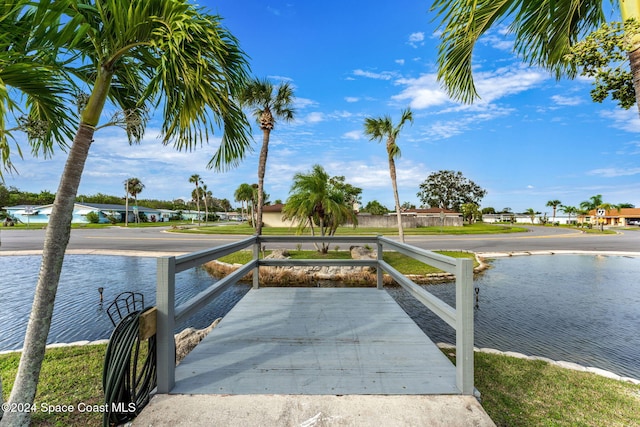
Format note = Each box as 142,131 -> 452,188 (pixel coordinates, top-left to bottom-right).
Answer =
125,177 -> 145,224
239,78 -> 295,235
363,108 -> 413,243
282,164 -> 357,253
560,205 -> 578,225
234,183 -> 254,224
189,174 -> 203,225
524,208 -> 539,224
546,199 -> 562,224
432,1 -> 640,115
2,2 -> 250,422
202,184 -> 212,224
580,194 -> 604,211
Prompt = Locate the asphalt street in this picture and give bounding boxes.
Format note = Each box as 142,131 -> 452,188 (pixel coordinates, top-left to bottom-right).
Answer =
1,225 -> 639,255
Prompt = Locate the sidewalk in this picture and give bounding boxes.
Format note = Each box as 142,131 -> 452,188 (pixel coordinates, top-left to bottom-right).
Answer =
132,394 -> 496,427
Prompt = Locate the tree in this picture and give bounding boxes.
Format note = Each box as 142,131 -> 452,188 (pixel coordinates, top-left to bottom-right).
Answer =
417,170 -> 487,212
282,164 -> 357,253
460,202 -> 480,224
482,207 -> 496,215
524,208 -> 540,224
189,174 -> 203,225
202,183 -> 211,225
546,199 -> 562,224
125,177 -> 145,224
239,78 -> 295,235
560,205 -> 578,224
234,183 -> 254,224
432,1 -> 640,117
580,194 -> 604,211
363,108 -> 413,243
362,200 -> 390,215
2,2 -> 251,424
329,175 -> 362,207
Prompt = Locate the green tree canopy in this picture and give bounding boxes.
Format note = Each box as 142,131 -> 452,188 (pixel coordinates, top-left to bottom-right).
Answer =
282,164 -> 357,253
417,170 -> 487,212
362,200 -> 390,215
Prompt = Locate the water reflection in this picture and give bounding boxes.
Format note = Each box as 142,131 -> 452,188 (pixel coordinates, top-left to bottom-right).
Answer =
388,254 -> 640,379
0,255 -> 249,351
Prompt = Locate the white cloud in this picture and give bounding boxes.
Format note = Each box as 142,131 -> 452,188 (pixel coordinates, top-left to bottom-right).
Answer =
551,95 -> 583,106
344,96 -> 359,103
600,109 -> 640,133
473,67 -> 548,103
353,69 -> 395,80
342,130 -> 362,140
295,97 -> 318,109
395,59 -> 405,66
587,167 -> 640,177
408,32 -> 425,48
392,73 -> 451,109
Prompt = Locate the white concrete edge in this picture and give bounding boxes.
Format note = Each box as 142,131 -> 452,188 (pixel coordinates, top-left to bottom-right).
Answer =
477,250 -> 640,258
436,343 -> 640,385
0,249 -> 187,257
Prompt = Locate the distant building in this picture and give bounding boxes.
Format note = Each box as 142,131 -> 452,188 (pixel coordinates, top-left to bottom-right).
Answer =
2,203 -> 174,225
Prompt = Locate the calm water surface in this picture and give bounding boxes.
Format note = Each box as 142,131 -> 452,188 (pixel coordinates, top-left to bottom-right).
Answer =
0,255 -> 249,351
1,254 -> 638,379
388,254 -> 640,379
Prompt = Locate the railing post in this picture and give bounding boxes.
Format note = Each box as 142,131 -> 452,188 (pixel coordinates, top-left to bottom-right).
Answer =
156,256 -> 176,393
253,236 -> 260,289
376,236 -> 383,289
455,257 -> 474,394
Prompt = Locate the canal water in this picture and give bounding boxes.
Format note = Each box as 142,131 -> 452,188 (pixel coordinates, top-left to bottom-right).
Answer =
1,254 -> 638,379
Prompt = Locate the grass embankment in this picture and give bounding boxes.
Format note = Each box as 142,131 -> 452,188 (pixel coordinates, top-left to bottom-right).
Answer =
219,249 -> 478,275
2,345 -> 638,426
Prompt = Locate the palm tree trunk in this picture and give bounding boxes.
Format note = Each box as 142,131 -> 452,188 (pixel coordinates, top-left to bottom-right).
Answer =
4,124 -> 94,426
388,157 -> 405,243
256,129 -> 270,235
629,47 -> 640,118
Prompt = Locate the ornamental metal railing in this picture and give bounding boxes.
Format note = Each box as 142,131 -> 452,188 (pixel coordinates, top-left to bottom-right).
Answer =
155,235 -> 474,395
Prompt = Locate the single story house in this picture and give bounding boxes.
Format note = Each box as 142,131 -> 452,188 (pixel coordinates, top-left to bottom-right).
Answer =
587,208 -> 640,226
2,203 -> 173,225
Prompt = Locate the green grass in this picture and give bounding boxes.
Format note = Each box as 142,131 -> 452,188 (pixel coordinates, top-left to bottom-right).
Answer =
2,344 -> 638,426
1,345 -> 106,426
218,249 -> 478,275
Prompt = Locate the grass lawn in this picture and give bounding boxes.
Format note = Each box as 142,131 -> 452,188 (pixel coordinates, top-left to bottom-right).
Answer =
2,344 -> 638,426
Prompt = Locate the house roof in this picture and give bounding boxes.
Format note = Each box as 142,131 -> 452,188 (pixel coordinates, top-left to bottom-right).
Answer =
589,208 -> 640,217
262,203 -> 285,213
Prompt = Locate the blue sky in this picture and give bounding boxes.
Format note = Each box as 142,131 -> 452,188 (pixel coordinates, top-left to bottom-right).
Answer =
4,1 -> 639,214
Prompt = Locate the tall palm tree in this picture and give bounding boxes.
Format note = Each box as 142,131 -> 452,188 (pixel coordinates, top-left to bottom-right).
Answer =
239,78 -> 295,235
580,194 -> 604,211
234,183 -> 254,224
363,108 -> 413,243
202,184 -> 211,224
546,199 -> 562,224
432,1 -> 640,115
125,177 -> 145,224
2,2 -> 250,422
524,208 -> 538,224
189,174 -> 202,225
282,164 -> 357,253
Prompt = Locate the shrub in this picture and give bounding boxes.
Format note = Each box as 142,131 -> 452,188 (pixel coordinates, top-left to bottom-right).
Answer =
85,211 -> 100,224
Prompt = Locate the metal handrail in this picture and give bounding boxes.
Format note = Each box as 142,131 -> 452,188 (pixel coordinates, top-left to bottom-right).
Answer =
156,235 -> 474,395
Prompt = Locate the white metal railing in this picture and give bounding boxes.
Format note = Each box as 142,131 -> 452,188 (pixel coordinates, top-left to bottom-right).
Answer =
155,235 -> 474,394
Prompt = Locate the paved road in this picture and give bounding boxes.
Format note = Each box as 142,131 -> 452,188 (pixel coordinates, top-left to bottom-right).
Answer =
1,225 -> 639,255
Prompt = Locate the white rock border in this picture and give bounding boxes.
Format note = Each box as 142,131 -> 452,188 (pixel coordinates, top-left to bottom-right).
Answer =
437,343 -> 640,385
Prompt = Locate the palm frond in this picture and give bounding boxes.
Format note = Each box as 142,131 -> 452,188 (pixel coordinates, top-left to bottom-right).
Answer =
432,0 -> 609,103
